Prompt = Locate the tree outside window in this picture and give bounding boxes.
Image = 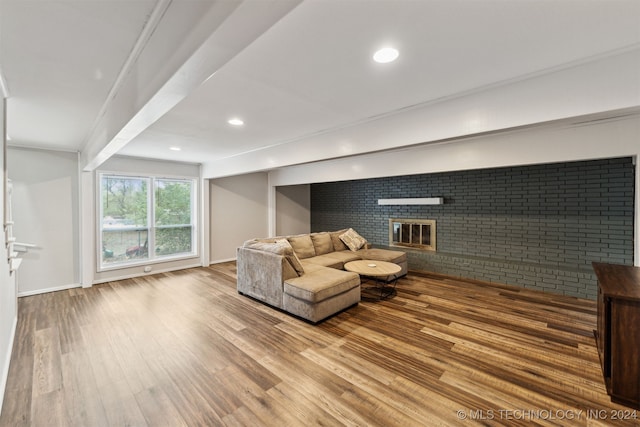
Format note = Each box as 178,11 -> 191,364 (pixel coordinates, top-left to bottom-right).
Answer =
155,179 -> 193,256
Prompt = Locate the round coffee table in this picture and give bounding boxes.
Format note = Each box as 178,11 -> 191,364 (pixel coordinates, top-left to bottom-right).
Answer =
344,260 -> 401,299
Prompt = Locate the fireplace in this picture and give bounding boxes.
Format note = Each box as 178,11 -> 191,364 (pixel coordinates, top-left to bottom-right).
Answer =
389,218 -> 436,251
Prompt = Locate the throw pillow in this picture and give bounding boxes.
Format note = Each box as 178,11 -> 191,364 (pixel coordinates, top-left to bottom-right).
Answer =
276,239 -> 305,275
339,228 -> 367,252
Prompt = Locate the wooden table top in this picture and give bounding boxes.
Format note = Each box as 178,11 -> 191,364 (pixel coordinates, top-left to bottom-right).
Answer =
344,260 -> 401,278
592,262 -> 640,300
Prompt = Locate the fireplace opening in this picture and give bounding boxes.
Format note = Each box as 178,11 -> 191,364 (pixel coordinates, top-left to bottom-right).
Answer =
389,218 -> 436,251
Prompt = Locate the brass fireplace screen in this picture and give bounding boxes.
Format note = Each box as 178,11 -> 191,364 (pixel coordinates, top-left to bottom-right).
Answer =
389,218 -> 436,251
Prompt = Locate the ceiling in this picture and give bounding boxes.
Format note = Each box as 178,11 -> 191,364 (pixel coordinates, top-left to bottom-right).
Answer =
2,0 -> 640,175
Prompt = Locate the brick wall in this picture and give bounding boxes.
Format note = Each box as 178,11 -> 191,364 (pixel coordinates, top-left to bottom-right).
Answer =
310,158 -> 635,299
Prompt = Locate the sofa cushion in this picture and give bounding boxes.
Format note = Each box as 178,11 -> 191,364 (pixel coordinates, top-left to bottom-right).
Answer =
322,250 -> 362,265
284,268 -> 360,303
283,286 -> 360,323
243,240 -> 289,254
340,228 -> 368,251
243,239 -> 273,247
356,248 -> 407,264
330,229 -> 349,251
301,255 -> 343,270
310,232 -> 334,255
288,234 -> 316,259
297,262 -> 325,273
244,239 -> 304,276
275,239 -> 305,275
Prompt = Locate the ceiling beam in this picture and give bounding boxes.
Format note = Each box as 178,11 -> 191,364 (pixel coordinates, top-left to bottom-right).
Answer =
80,0 -> 302,171
80,0 -> 172,163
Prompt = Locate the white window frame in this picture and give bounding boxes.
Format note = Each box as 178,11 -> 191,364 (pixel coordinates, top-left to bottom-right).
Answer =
97,172 -> 198,272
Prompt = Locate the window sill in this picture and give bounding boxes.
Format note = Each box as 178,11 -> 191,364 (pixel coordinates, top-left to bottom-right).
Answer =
98,253 -> 199,273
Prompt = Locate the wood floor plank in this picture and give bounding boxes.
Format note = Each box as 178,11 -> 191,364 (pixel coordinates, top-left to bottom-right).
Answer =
2,263 -> 638,427
303,346 -> 453,426
134,385 -> 189,427
80,323 -> 128,388
102,323 -> 159,395
98,378 -> 149,427
340,385 -> 449,427
59,350 -> 108,427
0,388 -> 30,427
388,375 -> 494,427
221,406 -> 261,427
32,326 -> 62,397
212,364 -> 294,427
56,304 -> 85,355
30,389 -> 66,427
267,381 -> 351,426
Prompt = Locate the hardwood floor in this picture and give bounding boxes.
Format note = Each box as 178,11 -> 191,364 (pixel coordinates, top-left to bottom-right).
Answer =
1,263 -> 638,426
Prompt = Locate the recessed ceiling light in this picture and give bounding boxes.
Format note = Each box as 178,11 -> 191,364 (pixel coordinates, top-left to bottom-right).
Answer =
169,146 -> 181,151
228,118 -> 244,126
373,47 -> 399,64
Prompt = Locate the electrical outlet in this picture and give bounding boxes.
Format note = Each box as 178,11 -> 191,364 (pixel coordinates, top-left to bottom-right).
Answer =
144,266 -> 152,273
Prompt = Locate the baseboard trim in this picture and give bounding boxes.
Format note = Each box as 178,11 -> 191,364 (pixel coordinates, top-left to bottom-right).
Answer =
0,314 -> 17,417
210,257 -> 236,265
18,282 -> 81,297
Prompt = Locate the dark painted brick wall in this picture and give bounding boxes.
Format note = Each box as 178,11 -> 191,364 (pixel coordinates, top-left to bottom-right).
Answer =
310,158 -> 635,299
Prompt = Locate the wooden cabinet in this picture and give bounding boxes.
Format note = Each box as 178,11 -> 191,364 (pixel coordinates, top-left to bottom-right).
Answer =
592,262 -> 640,410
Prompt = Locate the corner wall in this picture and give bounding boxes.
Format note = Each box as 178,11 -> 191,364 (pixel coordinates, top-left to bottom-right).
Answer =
275,185 -> 310,236
209,172 -> 269,262
8,147 -> 80,296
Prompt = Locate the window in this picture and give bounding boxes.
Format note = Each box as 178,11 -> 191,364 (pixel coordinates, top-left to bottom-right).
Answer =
99,174 -> 196,269
154,179 -> 193,257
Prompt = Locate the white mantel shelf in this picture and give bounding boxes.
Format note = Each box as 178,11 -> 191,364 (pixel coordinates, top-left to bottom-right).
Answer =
377,197 -> 443,205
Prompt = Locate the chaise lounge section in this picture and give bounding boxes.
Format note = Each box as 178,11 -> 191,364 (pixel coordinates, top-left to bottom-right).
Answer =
236,229 -> 407,323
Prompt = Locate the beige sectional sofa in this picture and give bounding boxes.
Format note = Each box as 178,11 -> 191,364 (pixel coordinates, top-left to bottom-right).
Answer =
236,229 -> 407,323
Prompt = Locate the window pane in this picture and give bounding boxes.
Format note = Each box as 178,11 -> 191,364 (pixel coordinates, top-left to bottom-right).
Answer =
411,224 -> 421,244
102,229 -> 149,264
421,224 -> 431,245
101,175 -> 149,266
155,226 -> 192,256
401,224 -> 411,244
392,222 -> 401,243
155,179 -> 192,226
102,176 -> 148,227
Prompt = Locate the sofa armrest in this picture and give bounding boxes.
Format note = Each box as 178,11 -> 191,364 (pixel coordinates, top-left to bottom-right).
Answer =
237,247 -> 296,308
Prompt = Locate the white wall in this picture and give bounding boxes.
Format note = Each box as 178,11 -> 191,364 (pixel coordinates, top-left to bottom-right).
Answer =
87,156 -> 203,284
275,184 -> 310,236
209,172 -> 268,262
270,114 -> 640,265
8,147 -> 80,296
0,97 -> 17,416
